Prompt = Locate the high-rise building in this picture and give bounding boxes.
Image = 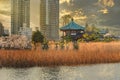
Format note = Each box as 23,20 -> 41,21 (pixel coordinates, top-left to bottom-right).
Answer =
40,0 -> 59,41
11,0 -> 30,34
0,22 -> 4,36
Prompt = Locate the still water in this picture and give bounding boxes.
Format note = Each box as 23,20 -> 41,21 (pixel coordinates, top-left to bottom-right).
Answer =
0,63 -> 120,80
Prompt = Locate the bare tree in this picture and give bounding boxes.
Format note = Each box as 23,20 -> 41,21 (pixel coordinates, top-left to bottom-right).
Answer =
61,15 -> 72,26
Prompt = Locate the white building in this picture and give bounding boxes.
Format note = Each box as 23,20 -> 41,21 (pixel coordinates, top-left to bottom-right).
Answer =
19,25 -> 32,41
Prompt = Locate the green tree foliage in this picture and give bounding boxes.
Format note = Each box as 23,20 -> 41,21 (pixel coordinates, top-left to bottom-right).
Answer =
78,23 -> 115,42
63,35 -> 72,43
83,32 -> 101,42
83,24 -> 101,42
32,30 -> 44,44
103,37 -> 114,42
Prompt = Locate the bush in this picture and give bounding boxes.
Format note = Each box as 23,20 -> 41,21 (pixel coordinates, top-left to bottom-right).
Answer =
103,37 -> 114,42
77,38 -> 85,42
32,30 -> 44,50
32,30 -> 44,44
83,33 -> 102,42
63,35 -> 72,43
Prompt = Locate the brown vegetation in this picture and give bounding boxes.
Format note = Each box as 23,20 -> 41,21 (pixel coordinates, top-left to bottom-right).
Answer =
0,42 -> 120,68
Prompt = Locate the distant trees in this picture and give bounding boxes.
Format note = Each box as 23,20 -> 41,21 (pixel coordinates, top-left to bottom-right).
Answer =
83,33 -> 100,42
85,24 -> 99,33
78,23 -> 116,42
82,24 -> 100,41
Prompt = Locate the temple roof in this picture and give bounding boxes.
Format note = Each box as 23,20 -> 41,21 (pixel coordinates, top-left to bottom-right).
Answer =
60,20 -> 85,31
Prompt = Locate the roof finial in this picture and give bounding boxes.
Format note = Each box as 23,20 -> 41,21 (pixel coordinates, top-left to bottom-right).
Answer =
71,18 -> 74,21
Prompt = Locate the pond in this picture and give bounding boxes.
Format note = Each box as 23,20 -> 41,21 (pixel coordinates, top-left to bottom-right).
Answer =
0,63 -> 120,80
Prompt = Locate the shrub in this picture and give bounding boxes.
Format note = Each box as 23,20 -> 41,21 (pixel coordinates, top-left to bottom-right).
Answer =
32,30 -> 44,44
63,35 -> 72,43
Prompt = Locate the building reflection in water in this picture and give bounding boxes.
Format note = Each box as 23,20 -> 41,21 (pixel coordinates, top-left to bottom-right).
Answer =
41,67 -> 61,80
9,68 -> 30,80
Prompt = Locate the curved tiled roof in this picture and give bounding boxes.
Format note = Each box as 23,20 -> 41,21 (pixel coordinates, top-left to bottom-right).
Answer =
60,20 -> 85,31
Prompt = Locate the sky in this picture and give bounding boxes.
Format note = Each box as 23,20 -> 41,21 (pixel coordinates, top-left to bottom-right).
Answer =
0,0 -> 120,35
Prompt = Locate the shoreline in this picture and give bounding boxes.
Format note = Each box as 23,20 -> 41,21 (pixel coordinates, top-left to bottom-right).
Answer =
0,61 -> 120,68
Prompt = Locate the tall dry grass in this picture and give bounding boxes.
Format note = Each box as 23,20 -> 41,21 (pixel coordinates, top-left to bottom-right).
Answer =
0,42 -> 120,68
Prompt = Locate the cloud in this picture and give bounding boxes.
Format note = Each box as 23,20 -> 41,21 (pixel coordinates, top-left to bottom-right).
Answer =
98,8 -> 109,14
73,9 -> 87,20
97,0 -> 115,7
60,9 -> 72,18
60,0 -> 73,4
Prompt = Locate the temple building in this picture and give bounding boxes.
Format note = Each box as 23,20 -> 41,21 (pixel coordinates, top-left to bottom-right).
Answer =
60,19 -> 85,40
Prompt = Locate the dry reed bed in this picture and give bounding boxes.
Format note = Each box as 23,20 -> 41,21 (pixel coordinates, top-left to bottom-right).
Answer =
0,42 -> 120,68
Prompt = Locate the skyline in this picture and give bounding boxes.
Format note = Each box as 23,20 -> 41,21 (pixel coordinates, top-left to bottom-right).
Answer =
0,0 -> 120,35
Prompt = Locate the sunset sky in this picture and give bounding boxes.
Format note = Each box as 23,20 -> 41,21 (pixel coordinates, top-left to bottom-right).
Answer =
0,0 -> 120,35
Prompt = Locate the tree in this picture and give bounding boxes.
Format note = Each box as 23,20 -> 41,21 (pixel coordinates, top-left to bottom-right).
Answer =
85,24 -> 99,33
32,30 -> 44,49
91,24 -> 99,33
85,25 -> 93,33
63,35 -> 72,43
84,24 -> 101,42
61,15 -> 72,26
32,30 -> 44,43
83,33 -> 100,42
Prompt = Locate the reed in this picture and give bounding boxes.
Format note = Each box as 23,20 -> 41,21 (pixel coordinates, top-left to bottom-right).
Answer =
0,42 -> 120,68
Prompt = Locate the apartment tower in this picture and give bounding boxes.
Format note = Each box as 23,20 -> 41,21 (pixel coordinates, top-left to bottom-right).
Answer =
11,0 -> 30,34
40,0 -> 59,41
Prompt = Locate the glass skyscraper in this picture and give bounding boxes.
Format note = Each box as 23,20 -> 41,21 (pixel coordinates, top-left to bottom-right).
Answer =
11,0 -> 30,34
40,0 -> 59,41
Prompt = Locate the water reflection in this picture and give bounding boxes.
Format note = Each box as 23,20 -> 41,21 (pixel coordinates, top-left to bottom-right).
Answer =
10,68 -> 30,80
42,67 -> 60,80
0,63 -> 120,80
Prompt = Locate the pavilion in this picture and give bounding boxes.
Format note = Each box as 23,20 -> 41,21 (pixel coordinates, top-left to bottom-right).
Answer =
60,19 -> 85,40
